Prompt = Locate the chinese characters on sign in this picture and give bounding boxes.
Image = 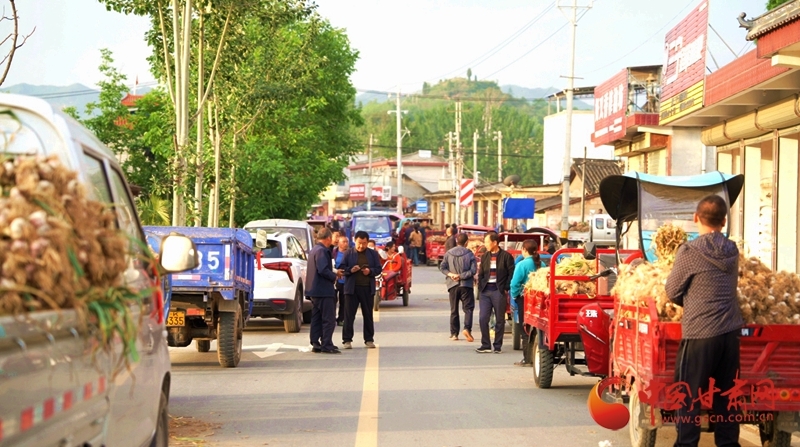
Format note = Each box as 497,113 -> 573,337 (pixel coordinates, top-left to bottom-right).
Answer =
349,184 -> 366,201
593,69 -> 628,146
659,1 -> 709,125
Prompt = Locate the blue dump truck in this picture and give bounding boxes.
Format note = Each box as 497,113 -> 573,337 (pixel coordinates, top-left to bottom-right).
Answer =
145,227 -> 255,367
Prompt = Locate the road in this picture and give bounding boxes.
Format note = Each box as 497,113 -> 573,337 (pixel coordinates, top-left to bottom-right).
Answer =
167,265 -> 784,447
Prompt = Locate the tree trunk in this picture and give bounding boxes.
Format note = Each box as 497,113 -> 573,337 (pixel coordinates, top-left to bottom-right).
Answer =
193,11 -> 204,227
171,0 -> 192,226
228,135 -> 236,228
213,97 -> 222,227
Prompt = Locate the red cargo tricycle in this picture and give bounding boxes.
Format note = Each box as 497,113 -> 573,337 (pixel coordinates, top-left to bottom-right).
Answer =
373,252 -> 413,310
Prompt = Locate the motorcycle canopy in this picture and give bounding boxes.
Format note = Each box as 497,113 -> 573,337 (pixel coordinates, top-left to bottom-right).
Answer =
599,171 -> 744,224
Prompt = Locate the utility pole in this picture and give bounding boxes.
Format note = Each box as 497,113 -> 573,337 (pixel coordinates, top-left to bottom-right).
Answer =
473,130 -> 479,183
580,146 -> 587,222
388,89 -> 407,214
558,0 -> 592,238
367,134 -> 374,211
454,102 -> 463,225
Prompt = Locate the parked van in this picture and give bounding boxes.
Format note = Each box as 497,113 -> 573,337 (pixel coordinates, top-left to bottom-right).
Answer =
351,211 -> 395,246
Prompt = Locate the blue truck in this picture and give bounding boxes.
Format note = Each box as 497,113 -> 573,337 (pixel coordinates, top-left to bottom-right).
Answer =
145,226 -> 255,367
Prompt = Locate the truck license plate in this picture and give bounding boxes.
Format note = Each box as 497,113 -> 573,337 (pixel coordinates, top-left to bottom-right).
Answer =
166,311 -> 185,327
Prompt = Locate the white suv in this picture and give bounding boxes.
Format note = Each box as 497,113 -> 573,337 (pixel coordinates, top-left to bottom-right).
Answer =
251,232 -> 311,332
244,219 -> 315,254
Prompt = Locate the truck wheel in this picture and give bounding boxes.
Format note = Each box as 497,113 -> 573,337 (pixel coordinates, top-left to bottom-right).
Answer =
302,308 -> 312,324
196,340 -> 211,352
283,290 -> 303,333
629,384 -> 657,447
149,390 -> 169,447
373,291 -> 381,311
217,305 -> 242,367
512,321 -> 522,351
402,287 -> 409,307
759,416 -> 792,447
533,332 -> 554,389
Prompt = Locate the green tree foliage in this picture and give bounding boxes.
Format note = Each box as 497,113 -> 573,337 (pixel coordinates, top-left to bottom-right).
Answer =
358,78 -> 545,185
94,0 -> 361,225
79,49 -> 173,204
767,0 -> 791,10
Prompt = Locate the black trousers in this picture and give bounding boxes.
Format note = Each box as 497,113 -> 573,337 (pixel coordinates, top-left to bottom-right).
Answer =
309,296 -> 337,351
479,287 -> 506,351
449,286 -> 474,336
343,285 -> 375,343
335,282 -> 345,323
514,295 -> 530,363
673,329 -> 741,447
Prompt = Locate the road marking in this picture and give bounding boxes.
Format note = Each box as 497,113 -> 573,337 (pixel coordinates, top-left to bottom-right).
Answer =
245,343 -> 312,358
354,345 -> 379,447
374,309 -> 380,323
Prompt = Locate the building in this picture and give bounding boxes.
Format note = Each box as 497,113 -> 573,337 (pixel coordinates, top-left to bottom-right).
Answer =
534,158 -> 624,229
677,0 -> 800,271
543,88 -> 614,184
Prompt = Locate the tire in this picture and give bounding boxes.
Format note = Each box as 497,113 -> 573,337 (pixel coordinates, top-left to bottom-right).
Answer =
533,331 -> 554,389
217,304 -> 242,368
302,308 -> 312,324
196,340 -> 211,352
402,287 -> 409,307
512,321 -> 522,351
759,415 -> 792,447
629,383 -> 657,447
373,291 -> 381,311
149,390 -> 169,447
283,289 -> 303,333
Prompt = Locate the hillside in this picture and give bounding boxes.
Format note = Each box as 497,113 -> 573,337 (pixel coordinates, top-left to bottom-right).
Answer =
358,77 -> 546,186
1,83 -> 153,117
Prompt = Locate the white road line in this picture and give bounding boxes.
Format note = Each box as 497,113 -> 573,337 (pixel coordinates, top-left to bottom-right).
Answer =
354,345 -> 379,447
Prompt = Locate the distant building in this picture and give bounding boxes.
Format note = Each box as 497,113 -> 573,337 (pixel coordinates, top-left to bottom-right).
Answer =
543,88 -> 614,184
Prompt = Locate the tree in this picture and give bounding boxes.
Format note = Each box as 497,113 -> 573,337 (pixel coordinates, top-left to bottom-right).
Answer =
0,0 -> 34,87
467,68 -> 472,81
767,0 -> 791,10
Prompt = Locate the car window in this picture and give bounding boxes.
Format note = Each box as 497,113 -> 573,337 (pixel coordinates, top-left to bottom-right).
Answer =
286,238 -> 300,259
82,152 -> 112,203
250,226 -> 309,251
607,219 -> 616,229
354,217 -> 391,233
262,240 -> 283,258
106,167 -> 146,255
292,238 -> 307,260
595,218 -> 604,230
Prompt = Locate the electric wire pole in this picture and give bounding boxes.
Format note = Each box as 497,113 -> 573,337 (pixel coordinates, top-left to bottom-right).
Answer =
558,0 -> 592,238
388,89 -> 407,214
473,130 -> 479,183
367,134 -> 374,211
495,130 -> 503,182
454,102 -> 463,225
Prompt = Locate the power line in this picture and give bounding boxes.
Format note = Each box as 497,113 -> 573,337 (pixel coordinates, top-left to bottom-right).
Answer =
430,1 -> 557,82
18,81 -> 159,100
584,0 -> 695,75
356,88 -> 551,103
481,23 -> 568,80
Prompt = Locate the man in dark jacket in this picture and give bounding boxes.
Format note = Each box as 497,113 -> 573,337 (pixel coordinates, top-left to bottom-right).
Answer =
444,224 -> 458,251
305,228 -> 341,354
476,231 -> 515,353
440,233 -> 477,342
665,195 -> 742,447
340,230 -> 383,349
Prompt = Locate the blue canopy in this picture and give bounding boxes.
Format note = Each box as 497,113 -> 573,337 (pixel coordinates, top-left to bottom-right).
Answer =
503,198 -> 536,219
599,171 -> 744,222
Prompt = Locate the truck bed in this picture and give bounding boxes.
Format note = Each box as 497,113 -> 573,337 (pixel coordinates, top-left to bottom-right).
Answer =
614,300 -> 800,411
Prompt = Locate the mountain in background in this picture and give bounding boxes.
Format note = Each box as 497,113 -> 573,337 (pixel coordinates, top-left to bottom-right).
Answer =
500,85 -> 557,99
1,83 -> 153,117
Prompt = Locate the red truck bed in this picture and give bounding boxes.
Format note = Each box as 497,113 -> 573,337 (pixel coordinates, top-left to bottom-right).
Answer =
614,300 -> 800,412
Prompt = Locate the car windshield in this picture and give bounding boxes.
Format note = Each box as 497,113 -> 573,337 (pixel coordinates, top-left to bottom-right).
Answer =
260,240 -> 283,258
354,217 -> 391,234
250,227 -> 308,251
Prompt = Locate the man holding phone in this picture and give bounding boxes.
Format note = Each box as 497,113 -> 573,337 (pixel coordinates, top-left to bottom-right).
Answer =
340,231 -> 383,349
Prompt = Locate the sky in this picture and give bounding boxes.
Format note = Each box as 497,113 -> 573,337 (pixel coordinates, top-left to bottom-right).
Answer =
7,0 -> 762,94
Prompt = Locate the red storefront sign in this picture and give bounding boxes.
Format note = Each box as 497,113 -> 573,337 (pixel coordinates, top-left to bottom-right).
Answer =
593,69 -> 628,146
659,1 -> 709,124
349,184 -> 366,200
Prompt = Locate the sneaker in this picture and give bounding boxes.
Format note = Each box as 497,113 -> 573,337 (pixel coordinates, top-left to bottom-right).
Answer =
343,342 -> 352,349
494,350 -> 502,354
311,347 -> 322,353
337,321 -> 343,327
449,335 -> 458,341
365,341 -> 376,348
462,329 -> 474,342
321,349 -> 341,354
476,347 -> 493,353
514,360 -> 532,367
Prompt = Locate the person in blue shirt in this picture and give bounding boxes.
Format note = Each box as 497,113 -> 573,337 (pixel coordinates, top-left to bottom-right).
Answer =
332,231 -> 349,326
509,239 -> 541,366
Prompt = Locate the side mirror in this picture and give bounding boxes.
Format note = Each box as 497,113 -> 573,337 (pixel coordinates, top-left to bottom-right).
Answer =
255,229 -> 267,249
159,234 -> 200,273
583,241 -> 597,261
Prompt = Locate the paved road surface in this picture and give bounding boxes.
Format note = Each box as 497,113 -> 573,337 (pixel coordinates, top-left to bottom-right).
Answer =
168,265 -> 784,447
